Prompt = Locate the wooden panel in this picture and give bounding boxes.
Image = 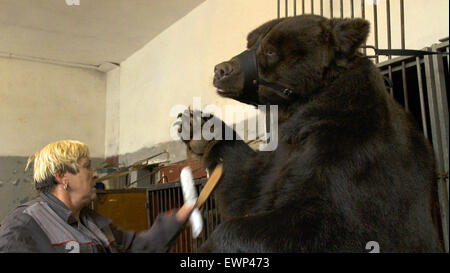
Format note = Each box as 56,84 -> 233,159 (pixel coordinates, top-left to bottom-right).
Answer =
159,160 -> 207,183
93,191 -> 148,233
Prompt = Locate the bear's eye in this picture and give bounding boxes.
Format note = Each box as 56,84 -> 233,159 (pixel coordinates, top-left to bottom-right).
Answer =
265,49 -> 276,57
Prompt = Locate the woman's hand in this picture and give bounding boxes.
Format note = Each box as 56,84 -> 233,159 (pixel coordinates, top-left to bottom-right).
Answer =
175,202 -> 195,223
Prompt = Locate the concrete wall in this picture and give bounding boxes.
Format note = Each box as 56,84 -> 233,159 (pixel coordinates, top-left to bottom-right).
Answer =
0,57 -> 106,220
108,0 -> 277,166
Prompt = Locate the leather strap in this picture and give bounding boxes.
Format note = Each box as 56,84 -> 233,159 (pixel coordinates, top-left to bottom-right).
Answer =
235,48 -> 260,106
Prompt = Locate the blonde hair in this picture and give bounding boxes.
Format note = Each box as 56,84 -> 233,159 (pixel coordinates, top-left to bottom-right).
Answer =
25,140 -> 90,192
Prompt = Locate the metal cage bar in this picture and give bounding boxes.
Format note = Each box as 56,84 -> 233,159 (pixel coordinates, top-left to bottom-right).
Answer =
361,0 -> 366,55
416,56 -> 429,140
285,0 -> 288,17
400,0 -> 405,50
373,1 -> 379,63
386,0 -> 392,60
329,0 -> 333,18
320,0 -> 323,16
401,61 -> 409,112
350,0 -> 354,18
294,0 -> 297,16
423,46 -> 449,252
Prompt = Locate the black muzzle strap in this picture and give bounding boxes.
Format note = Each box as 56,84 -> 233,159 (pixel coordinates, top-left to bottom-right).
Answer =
234,48 -> 260,106
259,78 -> 295,97
234,47 -> 296,105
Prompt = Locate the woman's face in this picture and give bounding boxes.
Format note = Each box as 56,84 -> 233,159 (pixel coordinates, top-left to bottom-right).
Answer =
65,157 -> 98,206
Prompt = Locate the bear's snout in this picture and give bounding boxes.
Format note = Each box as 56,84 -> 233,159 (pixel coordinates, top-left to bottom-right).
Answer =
212,59 -> 244,98
214,62 -> 234,81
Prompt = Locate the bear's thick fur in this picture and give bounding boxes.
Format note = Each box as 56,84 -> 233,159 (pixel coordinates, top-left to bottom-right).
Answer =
180,15 -> 444,252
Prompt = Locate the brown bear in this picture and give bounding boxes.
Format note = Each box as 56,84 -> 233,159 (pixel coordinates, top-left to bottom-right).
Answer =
179,15 -> 444,252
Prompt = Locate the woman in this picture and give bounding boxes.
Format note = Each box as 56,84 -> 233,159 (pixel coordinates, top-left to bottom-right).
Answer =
0,140 -> 194,253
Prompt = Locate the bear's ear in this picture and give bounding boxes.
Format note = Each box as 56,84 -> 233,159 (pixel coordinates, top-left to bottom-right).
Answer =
247,18 -> 286,48
330,18 -> 370,55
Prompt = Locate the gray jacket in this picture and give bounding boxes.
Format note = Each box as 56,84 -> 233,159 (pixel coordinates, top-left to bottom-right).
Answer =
0,192 -> 184,253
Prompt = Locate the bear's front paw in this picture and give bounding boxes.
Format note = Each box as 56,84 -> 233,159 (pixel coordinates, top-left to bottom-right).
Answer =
176,108 -> 220,156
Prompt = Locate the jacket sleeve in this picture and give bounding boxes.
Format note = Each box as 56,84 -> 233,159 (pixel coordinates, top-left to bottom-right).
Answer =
124,210 -> 186,253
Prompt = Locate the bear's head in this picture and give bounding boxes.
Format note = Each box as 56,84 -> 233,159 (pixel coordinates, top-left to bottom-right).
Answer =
213,15 -> 370,107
